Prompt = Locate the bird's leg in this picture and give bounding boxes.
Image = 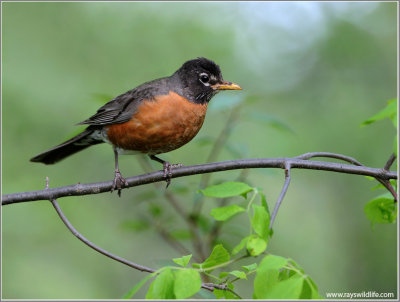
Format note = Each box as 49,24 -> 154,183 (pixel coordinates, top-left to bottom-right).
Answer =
111,148 -> 128,197
149,155 -> 183,188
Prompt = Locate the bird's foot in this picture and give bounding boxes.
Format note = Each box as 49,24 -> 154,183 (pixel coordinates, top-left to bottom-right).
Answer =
163,161 -> 183,188
111,170 -> 129,197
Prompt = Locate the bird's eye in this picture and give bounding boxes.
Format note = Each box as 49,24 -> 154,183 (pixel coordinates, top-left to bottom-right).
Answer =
199,73 -> 210,84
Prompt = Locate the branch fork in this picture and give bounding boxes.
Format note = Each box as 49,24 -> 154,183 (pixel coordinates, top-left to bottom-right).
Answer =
2,152 -> 397,297
2,153 -> 397,205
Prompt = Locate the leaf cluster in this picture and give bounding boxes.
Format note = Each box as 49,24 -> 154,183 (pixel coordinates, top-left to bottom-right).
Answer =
124,181 -> 321,299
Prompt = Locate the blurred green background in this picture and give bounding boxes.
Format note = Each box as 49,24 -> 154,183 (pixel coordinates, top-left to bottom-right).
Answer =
2,2 -> 397,299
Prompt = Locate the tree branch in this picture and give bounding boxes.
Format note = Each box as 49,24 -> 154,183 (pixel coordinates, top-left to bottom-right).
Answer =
295,152 -> 398,202
270,162 -> 292,230
384,153 -> 396,171
4,152 -> 397,298
295,152 -> 363,165
49,198 -> 229,293
2,155 -> 397,205
50,198 -> 155,273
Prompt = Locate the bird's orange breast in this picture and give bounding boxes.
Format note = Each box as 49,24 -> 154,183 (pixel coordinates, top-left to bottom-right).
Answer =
105,91 -> 208,154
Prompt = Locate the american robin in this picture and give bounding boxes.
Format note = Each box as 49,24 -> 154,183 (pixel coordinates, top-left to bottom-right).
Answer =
30,57 -> 242,195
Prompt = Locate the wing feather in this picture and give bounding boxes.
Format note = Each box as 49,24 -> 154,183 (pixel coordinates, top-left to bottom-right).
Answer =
78,77 -> 170,126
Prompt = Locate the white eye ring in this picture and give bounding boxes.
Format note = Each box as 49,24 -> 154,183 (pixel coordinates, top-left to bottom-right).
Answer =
199,73 -> 210,86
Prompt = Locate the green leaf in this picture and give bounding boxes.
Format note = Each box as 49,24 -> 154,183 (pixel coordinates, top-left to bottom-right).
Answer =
361,98 -> 397,127
263,275 -> 304,299
228,270 -> 247,280
246,235 -> 267,256
192,244 -> 230,270
259,192 -> 270,214
251,204 -> 270,239
220,270 -> 247,280
259,193 -> 274,236
254,267 -> 280,298
200,181 -> 253,198
254,255 -> 321,299
279,269 -> 290,281
299,275 -> 312,299
214,283 -> 238,299
259,254 -> 288,271
122,273 -> 156,299
210,204 -> 246,221
232,236 -> 250,256
173,269 -> 201,299
288,258 -> 305,274
213,288 -> 224,299
145,268 -> 175,299
301,276 -> 322,299
242,263 -> 257,272
364,194 -> 397,226
173,254 -> 192,267
253,255 -> 285,299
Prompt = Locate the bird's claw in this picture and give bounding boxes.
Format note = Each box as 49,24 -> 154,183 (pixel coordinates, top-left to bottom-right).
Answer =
111,170 -> 128,197
163,162 -> 183,188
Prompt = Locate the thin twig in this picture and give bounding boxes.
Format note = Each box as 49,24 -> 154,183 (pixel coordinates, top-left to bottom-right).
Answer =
201,283 -> 229,291
384,153 -> 396,171
296,152 -> 398,202
295,152 -> 363,165
49,198 -> 227,293
380,153 -> 398,202
270,163 -> 292,230
3,155 -> 397,205
379,179 -> 398,202
203,282 -> 242,298
227,287 -> 243,299
50,198 -> 155,273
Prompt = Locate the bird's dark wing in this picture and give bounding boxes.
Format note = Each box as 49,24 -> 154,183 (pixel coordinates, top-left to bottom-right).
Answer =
78,78 -> 170,126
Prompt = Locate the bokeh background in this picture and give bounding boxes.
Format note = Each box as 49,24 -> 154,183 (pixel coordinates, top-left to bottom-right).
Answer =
2,1 -> 397,299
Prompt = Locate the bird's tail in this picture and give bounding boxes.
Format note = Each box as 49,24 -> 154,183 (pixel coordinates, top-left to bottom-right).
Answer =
30,129 -> 103,165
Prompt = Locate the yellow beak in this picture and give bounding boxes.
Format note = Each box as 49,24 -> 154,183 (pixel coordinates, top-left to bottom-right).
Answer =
212,81 -> 242,91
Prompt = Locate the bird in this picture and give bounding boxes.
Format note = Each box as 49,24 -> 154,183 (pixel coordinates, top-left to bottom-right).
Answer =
30,57 -> 242,196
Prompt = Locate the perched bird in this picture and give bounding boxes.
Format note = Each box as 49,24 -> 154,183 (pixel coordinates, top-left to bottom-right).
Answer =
30,57 -> 242,195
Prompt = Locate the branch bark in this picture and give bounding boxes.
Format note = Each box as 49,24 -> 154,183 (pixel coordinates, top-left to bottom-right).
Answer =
270,162 -> 292,230
2,155 -> 397,205
3,153 -> 397,298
